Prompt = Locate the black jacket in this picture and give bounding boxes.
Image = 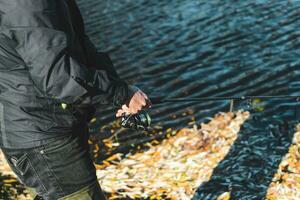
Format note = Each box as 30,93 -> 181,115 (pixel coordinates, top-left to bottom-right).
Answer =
0,0 -> 130,148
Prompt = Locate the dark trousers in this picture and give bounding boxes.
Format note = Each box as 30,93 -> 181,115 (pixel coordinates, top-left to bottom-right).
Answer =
1,122 -> 107,200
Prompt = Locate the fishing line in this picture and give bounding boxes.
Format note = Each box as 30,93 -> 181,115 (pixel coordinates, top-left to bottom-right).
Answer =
149,95 -> 300,104
121,95 -> 300,130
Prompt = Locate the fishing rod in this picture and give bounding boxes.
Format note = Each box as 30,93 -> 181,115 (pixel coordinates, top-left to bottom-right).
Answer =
121,95 -> 300,130
150,95 -> 300,104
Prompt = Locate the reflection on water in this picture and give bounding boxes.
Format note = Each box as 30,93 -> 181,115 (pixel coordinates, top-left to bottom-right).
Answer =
76,0 -> 299,199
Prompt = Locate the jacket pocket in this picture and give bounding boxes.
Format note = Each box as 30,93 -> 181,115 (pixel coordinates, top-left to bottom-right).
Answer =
29,95 -> 77,131
3,153 -> 27,185
51,103 -> 78,129
9,153 -> 28,176
20,95 -> 57,131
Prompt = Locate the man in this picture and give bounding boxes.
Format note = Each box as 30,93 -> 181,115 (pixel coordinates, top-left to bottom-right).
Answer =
0,0 -> 151,199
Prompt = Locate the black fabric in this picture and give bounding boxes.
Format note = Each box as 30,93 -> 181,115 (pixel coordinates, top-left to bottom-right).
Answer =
0,0 -> 130,148
1,122 -> 107,200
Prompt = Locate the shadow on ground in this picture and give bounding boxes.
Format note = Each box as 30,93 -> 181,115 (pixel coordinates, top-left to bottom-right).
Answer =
192,113 -> 297,200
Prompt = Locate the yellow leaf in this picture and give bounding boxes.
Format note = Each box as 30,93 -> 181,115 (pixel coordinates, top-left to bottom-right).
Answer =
3,179 -> 17,184
217,192 -> 230,200
90,117 -> 97,123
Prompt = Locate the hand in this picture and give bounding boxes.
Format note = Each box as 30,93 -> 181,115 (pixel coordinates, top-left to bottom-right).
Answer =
116,86 -> 152,117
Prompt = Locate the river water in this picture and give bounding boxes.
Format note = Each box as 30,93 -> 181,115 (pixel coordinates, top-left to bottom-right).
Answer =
77,0 -> 299,199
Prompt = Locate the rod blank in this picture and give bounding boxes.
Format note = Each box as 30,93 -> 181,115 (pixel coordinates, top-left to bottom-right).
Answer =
150,95 -> 300,105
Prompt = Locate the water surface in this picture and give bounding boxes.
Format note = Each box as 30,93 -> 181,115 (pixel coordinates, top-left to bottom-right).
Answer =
77,0 -> 300,199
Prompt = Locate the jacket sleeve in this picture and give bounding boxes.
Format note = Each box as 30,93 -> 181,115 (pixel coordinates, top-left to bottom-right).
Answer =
81,34 -> 134,106
66,0 -> 122,80
82,34 -> 120,77
0,0 -> 130,107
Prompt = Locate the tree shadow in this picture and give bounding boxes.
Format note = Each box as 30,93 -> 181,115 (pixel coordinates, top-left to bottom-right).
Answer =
192,114 -> 296,200
0,172 -> 27,200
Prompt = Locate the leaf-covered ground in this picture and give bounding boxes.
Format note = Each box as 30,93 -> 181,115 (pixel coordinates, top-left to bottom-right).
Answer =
267,124 -> 300,199
0,154 -> 30,200
1,111 -> 300,199
96,111 -> 249,200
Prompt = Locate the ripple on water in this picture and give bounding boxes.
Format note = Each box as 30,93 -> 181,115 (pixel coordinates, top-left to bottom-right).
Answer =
77,0 -> 300,198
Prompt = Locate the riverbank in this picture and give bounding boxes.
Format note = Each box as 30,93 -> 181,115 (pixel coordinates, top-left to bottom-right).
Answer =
1,111 -> 300,199
0,152 -> 30,200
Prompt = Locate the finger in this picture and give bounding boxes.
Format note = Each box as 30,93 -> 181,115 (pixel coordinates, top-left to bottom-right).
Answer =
116,109 -> 123,117
136,97 -> 145,108
139,97 -> 147,106
146,99 -> 152,108
135,93 -> 146,106
139,92 -> 152,108
129,107 -> 138,114
140,95 -> 151,108
122,105 -> 130,112
140,91 -> 149,100
122,104 -> 129,109
130,105 -> 140,114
